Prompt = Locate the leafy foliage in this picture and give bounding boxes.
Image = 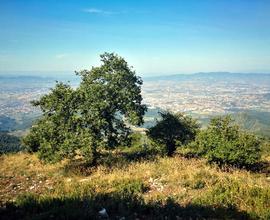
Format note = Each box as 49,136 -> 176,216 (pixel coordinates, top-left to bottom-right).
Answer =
147,112 -> 199,156
188,116 -> 262,168
23,53 -> 146,164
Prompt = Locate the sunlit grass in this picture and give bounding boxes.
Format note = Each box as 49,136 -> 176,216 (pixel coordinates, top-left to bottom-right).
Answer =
1,151 -> 269,219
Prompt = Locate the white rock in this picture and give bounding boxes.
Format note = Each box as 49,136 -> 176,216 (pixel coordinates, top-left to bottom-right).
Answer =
79,178 -> 89,182
98,208 -> 109,218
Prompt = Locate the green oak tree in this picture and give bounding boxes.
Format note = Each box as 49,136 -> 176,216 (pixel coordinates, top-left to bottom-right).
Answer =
23,53 -> 147,164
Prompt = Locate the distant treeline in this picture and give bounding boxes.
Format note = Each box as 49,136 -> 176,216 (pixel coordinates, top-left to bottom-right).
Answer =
0,132 -> 21,154
0,114 -> 39,132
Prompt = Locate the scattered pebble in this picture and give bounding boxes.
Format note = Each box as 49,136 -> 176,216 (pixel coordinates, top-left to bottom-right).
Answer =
79,178 -> 89,182
98,208 -> 109,218
149,177 -> 164,192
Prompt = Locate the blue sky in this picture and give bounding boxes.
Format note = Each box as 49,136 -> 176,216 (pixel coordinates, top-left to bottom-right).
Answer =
0,0 -> 270,76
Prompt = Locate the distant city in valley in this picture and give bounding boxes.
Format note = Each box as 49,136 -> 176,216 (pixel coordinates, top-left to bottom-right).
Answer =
142,72 -> 270,115
1,72 -> 270,136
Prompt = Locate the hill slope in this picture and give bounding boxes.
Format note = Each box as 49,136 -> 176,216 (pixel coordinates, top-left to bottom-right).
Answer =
1,151 -> 270,219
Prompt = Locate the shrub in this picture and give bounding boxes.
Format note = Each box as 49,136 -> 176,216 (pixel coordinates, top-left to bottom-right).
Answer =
189,116 -> 261,168
147,111 -> 200,156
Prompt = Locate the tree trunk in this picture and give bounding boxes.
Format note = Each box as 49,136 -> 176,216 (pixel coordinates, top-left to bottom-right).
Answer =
167,142 -> 176,157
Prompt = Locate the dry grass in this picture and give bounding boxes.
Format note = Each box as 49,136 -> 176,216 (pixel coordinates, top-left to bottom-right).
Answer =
1,152 -> 270,219
0,153 -> 64,203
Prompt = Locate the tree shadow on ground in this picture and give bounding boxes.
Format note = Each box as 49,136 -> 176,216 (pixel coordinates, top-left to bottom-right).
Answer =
249,161 -> 270,174
62,148 -> 269,177
102,147 -> 159,165
63,147 -> 161,176
178,150 -> 270,174
1,191 -> 256,220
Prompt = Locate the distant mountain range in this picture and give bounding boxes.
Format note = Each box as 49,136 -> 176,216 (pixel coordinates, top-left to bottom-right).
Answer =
0,75 -> 54,82
1,72 -> 270,82
0,71 -> 80,81
143,72 -> 270,81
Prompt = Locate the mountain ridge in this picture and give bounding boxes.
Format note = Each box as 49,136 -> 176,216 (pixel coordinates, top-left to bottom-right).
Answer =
143,72 -> 270,81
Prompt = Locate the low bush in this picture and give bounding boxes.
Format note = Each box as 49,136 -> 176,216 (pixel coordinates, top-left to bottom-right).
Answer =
188,116 -> 261,168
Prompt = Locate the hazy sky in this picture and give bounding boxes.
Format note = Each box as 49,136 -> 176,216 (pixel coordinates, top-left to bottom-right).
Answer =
1,0 -> 270,76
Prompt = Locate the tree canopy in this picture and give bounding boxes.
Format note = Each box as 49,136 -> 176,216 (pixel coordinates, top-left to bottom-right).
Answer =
147,112 -> 199,156
23,53 -> 147,164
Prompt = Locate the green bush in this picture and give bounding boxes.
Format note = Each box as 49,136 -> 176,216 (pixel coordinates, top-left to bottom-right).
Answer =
189,116 -> 261,168
147,111 -> 200,156
115,179 -> 149,195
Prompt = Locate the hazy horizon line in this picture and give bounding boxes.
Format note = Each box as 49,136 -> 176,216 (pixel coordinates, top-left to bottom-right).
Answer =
1,71 -> 270,79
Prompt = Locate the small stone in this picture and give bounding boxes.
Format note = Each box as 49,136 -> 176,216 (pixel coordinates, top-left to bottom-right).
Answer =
79,178 -> 89,182
98,208 -> 109,218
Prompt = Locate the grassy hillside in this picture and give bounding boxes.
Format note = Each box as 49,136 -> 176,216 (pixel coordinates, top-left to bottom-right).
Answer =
1,149 -> 270,219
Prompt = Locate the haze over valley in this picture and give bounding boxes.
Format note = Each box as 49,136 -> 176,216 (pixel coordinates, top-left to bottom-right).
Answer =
1,72 -> 270,136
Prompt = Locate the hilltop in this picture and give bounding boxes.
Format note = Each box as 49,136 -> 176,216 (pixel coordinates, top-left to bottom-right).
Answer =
1,55 -> 270,219
1,147 -> 269,219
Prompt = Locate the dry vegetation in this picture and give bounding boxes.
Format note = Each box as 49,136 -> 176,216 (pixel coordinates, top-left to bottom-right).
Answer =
1,150 -> 270,219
